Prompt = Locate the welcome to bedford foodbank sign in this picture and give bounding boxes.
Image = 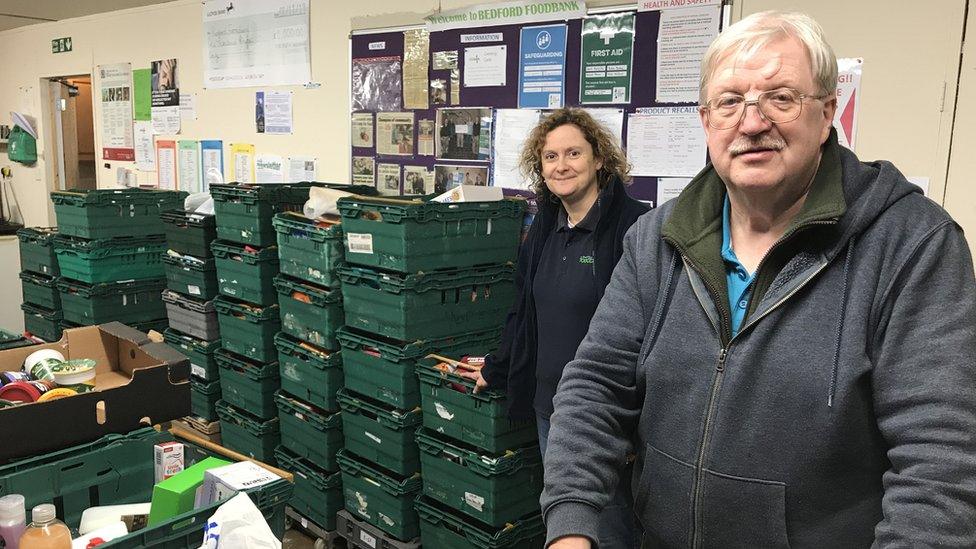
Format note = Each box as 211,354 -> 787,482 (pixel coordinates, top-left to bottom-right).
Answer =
425,0 -> 587,32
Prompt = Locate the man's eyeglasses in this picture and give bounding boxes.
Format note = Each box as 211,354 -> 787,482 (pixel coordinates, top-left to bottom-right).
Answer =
700,87 -> 832,130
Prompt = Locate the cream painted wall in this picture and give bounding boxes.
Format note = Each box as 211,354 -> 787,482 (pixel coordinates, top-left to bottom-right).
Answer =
944,1 -> 976,263
0,0 -> 972,334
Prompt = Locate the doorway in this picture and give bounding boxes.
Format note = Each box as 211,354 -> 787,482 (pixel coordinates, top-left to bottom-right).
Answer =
44,74 -> 96,191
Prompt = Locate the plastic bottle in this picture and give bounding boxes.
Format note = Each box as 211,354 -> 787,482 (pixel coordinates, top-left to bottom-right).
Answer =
18,505 -> 70,549
0,494 -> 26,549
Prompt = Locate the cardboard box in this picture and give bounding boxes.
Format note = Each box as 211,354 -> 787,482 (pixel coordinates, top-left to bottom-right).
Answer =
200,461 -> 281,506
431,185 -> 503,203
154,441 -> 185,482
0,322 -> 191,463
147,456 -> 232,525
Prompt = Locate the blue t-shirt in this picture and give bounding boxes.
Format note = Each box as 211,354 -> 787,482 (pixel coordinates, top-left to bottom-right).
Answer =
722,195 -> 755,337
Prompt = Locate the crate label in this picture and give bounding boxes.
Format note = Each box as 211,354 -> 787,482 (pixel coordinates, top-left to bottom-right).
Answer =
41,265 -> 49,274
465,492 -> 486,511
122,295 -> 128,306
300,516 -> 308,529
487,218 -> 493,235
347,233 -> 374,254
434,402 -> 455,420
191,363 -> 206,378
365,431 -> 382,444
188,285 -> 202,296
379,513 -> 395,526
359,530 -> 377,548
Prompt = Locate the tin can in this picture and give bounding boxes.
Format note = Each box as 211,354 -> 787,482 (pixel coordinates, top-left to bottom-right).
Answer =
0,371 -> 31,386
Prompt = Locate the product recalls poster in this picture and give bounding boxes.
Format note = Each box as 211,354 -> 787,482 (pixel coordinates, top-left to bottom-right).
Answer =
579,13 -> 635,104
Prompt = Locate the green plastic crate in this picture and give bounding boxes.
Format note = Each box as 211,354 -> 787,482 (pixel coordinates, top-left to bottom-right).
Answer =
213,295 -> 281,363
338,264 -> 515,341
163,253 -> 219,300
415,496 -> 545,549
274,274 -> 343,350
337,327 -> 501,409
337,449 -> 422,542
276,332 -> 343,411
338,389 -> 422,476
274,445 -> 344,531
416,362 -> 536,453
0,329 -> 34,350
216,400 -> 280,465
19,271 -> 61,310
103,441 -> 293,548
0,427 -> 168,527
276,391 -> 343,471
54,234 -> 167,284
51,188 -> 186,239
21,302 -> 64,342
163,328 -> 222,380
273,212 -> 344,287
216,348 -> 280,419
212,183 -> 317,247
416,428 -> 542,526
57,278 -> 167,325
212,240 -> 280,306
161,209 -> 217,257
191,377 -> 222,421
337,196 -> 525,272
17,227 -> 60,276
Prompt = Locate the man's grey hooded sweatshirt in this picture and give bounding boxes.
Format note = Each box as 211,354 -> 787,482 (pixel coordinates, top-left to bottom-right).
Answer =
542,130 -> 976,548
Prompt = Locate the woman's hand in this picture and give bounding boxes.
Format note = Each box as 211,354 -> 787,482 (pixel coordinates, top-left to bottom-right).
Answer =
457,369 -> 488,394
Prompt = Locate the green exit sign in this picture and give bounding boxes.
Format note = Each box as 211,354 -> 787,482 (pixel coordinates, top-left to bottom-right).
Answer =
51,37 -> 72,53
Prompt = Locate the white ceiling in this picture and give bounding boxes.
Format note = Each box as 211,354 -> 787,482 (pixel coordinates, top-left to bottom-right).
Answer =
0,0 -> 176,32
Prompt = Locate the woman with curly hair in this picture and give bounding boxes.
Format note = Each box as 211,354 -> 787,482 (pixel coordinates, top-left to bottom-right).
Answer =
461,107 -> 647,549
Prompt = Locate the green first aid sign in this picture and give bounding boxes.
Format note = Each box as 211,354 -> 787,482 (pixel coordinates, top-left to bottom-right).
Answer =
579,13 -> 635,104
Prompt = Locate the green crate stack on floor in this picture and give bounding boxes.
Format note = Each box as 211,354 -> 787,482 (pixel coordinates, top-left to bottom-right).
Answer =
333,194 -> 528,546
38,189 -> 185,339
160,208 -> 223,426
17,227 -> 64,342
270,210 -> 347,532
211,182 -> 323,467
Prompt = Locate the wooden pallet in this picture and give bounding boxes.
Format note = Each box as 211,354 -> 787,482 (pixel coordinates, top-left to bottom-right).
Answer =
286,506 -> 345,549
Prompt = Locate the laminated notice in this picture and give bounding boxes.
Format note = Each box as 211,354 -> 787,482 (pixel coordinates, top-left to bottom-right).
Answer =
465,492 -> 486,511
347,233 -> 374,254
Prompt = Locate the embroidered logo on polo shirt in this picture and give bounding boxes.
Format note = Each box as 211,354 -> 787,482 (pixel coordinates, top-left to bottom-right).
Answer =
579,255 -> 594,265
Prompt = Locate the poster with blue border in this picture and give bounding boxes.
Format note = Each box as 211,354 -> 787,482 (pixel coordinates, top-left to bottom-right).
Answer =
518,24 -> 568,108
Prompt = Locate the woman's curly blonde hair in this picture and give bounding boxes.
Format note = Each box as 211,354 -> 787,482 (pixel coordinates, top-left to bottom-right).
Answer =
518,108 -> 631,202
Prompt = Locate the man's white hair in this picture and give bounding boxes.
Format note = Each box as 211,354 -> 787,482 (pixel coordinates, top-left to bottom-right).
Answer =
699,11 -> 838,103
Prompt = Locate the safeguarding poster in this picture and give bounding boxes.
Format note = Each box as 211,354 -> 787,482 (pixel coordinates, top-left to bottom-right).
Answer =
579,13 -> 635,104
518,24 -> 568,108
151,58 -> 180,134
98,63 -> 135,160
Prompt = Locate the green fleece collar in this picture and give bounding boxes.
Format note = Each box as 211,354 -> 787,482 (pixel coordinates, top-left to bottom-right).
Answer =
661,128 -> 848,341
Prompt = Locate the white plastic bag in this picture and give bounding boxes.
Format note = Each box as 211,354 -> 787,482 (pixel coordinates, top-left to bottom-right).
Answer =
198,492 -> 280,549
304,187 -> 354,219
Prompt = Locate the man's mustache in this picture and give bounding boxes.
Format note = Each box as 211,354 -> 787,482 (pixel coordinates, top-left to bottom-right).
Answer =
729,135 -> 786,156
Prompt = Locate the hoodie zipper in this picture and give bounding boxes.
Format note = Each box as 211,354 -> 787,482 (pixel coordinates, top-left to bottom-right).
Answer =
670,218 -> 838,549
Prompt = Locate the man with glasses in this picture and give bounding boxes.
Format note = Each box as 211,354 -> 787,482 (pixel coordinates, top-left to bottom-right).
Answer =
542,11 -> 976,549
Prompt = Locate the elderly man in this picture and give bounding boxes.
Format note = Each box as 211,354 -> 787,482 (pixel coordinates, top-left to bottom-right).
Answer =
542,10 -> 976,549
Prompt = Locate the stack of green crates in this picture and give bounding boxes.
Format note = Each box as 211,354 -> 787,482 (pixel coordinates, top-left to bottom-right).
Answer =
270,210 -> 346,531
161,209 -> 222,425
17,227 -> 63,342
212,183 -> 322,467
44,189 -> 185,334
333,194 -> 526,544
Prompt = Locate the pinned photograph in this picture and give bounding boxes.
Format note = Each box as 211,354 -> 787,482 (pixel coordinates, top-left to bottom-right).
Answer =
430,79 -> 448,106
434,164 -> 489,194
418,119 -> 435,156
436,107 -> 492,161
352,156 -> 375,186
